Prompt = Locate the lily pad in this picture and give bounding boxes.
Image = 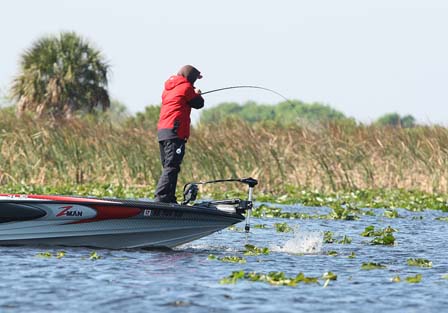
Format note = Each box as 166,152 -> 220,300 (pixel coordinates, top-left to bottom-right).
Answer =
243,244 -> 270,256
361,262 -> 387,270
405,274 -> 422,283
407,258 -> 432,268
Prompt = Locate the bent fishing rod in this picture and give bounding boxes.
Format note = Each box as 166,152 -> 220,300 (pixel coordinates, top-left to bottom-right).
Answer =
200,85 -> 294,106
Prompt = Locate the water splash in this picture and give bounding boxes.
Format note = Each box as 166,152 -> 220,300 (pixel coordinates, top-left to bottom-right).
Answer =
271,230 -> 323,254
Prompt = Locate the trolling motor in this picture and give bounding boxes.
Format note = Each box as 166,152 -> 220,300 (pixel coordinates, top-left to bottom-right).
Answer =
182,177 -> 258,233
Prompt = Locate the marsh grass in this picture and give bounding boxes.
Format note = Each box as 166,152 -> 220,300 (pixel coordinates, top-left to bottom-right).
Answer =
1,111 -> 448,194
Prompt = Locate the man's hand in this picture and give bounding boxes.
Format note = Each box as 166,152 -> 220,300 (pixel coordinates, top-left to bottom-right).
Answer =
195,88 -> 202,95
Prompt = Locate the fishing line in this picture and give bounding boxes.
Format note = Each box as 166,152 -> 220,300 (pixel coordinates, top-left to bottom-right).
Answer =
201,85 -> 294,106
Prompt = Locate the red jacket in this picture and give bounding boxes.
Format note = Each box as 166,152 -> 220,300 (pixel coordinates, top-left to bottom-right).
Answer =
157,75 -> 204,141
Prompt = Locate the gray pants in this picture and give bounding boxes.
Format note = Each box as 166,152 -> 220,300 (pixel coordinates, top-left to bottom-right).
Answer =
154,139 -> 186,203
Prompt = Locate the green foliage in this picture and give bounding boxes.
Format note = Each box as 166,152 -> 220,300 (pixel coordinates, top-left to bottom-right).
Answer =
220,271 -> 319,286
328,206 -> 359,220
322,272 -> 337,287
407,258 -> 432,268
259,188 -> 448,212
11,32 -> 110,119
323,231 -> 351,244
200,100 -> 352,125
383,209 -> 400,218
371,233 -> 395,245
361,226 -> 396,245
322,272 -> 337,280
323,231 -> 335,243
89,251 -> 101,260
208,254 -> 246,264
126,104 -> 160,129
391,276 -> 401,282
361,226 -> 383,237
36,251 -> 53,258
405,274 -> 422,283
274,222 -> 293,232
361,262 -> 387,270
243,244 -> 270,256
338,235 -> 352,244
375,113 -> 416,128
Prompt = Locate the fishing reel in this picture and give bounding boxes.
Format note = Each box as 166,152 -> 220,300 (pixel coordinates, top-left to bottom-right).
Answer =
182,183 -> 198,205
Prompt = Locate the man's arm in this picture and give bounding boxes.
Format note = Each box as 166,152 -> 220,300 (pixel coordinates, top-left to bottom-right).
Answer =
185,87 -> 204,109
188,96 -> 204,109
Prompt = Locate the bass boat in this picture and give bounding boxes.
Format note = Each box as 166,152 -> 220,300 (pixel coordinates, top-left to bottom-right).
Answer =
0,178 -> 257,249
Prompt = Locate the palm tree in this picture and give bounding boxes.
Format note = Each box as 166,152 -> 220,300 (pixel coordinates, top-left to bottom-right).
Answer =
11,32 -> 110,118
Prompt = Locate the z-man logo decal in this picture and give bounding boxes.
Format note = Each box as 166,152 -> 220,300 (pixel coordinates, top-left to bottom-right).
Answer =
48,204 -> 97,219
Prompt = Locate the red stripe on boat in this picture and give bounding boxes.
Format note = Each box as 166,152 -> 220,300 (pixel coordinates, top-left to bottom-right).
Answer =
27,195 -> 118,203
0,194 -> 118,203
69,205 -> 141,224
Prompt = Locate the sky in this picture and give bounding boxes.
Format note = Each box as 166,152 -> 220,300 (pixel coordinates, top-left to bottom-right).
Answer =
1,0 -> 448,124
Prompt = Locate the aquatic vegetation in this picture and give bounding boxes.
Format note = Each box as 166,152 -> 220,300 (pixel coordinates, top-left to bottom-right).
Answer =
227,225 -> 245,232
259,188 -> 448,212
361,226 -> 396,245
405,274 -> 422,283
328,206 -> 359,220
391,276 -> 401,283
348,252 -> 356,258
323,232 -> 351,244
407,258 -> 432,268
253,224 -> 268,229
36,251 -> 66,259
327,251 -> 338,257
361,262 -> 387,270
89,251 -> 101,261
243,244 -> 270,256
251,205 -> 316,219
323,231 -> 335,243
274,222 -> 293,233
208,254 -> 246,264
322,272 -> 338,280
338,235 -> 352,244
56,251 -> 66,259
383,209 -> 400,218
361,225 -> 396,237
435,216 -> 448,221
371,233 -> 395,246
36,251 -> 53,258
220,271 -> 319,286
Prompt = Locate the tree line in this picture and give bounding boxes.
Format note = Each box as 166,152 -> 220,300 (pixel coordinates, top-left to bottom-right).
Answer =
3,31 -> 416,128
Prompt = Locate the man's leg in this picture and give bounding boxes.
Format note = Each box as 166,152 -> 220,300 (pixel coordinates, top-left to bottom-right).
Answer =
154,139 -> 186,203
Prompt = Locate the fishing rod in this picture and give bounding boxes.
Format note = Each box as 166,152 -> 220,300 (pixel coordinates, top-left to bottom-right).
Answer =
201,85 -> 295,106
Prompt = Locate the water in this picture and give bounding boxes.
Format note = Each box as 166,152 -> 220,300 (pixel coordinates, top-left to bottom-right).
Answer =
1,204 -> 448,312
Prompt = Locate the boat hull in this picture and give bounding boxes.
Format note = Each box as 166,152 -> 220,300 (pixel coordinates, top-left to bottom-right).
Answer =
0,195 -> 244,249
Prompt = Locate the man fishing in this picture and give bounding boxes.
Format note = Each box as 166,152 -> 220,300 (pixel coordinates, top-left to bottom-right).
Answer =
154,65 -> 205,203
